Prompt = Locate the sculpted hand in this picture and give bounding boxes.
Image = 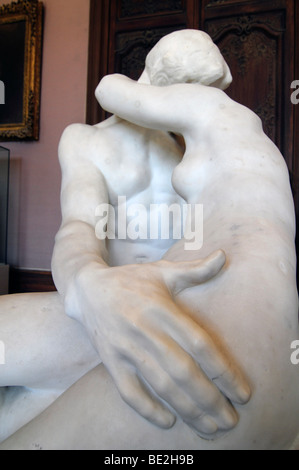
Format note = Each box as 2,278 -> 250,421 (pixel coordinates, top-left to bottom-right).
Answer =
67,249 -> 250,437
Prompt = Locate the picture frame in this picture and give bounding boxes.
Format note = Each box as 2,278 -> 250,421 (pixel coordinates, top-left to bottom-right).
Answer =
0,0 -> 43,141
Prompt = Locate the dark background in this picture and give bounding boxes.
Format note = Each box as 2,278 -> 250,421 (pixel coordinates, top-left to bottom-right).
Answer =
0,146 -> 9,264
0,20 -> 26,125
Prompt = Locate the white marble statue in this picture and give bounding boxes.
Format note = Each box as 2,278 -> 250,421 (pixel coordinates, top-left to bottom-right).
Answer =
0,30 -> 298,450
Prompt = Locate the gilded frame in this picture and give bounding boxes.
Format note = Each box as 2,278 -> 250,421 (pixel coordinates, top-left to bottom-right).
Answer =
0,0 -> 43,141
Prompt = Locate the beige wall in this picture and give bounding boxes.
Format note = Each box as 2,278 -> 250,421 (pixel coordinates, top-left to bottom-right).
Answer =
0,0 -> 90,270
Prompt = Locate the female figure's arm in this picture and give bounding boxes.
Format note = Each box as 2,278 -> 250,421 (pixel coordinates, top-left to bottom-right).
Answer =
96,74 -> 220,137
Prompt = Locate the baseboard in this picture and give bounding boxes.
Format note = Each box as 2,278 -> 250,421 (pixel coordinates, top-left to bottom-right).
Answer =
6,262 -> 299,295
9,267 -> 56,294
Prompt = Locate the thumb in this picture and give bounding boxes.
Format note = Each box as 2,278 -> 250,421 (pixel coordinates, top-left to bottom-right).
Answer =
161,249 -> 226,295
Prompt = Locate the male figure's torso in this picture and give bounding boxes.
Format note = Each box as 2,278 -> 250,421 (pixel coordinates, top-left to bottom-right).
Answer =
93,117 -> 185,266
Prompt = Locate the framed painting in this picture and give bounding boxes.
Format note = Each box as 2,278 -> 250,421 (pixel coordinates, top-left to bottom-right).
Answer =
0,0 -> 43,141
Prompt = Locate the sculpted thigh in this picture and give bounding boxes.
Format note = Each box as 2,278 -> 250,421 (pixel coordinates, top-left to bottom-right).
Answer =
1,257 -> 298,450
174,249 -> 299,449
0,292 -> 100,443
0,292 -> 99,390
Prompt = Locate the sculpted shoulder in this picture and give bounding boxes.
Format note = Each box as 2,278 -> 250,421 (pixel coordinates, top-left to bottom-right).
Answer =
58,122 -> 111,167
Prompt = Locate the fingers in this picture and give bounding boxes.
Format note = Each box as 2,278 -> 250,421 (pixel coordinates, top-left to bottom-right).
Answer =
130,340 -> 239,436
100,306 -> 249,436
161,250 -> 226,295
102,328 -> 239,436
107,360 -> 176,429
150,303 -> 251,405
109,340 -> 239,437
186,326 -> 251,405
157,252 -> 250,404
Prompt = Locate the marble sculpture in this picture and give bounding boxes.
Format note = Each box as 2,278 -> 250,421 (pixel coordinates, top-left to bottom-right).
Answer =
0,30 -> 298,450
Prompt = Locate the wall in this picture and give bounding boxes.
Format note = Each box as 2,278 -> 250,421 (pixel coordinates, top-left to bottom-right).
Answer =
0,0 -> 90,270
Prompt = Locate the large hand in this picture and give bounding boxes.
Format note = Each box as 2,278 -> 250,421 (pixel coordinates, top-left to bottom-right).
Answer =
66,249 -> 250,437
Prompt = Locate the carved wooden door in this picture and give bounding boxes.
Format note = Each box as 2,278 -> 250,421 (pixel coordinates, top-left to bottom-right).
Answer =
87,0 -> 200,124
87,0 -> 298,278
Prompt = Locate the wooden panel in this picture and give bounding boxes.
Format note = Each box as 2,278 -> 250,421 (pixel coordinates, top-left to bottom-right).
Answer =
204,0 -> 252,6
86,0 -> 199,123
118,0 -> 185,18
206,10 -> 285,147
203,0 -> 295,162
114,26 -> 185,80
9,268 -> 56,294
86,0 -> 111,124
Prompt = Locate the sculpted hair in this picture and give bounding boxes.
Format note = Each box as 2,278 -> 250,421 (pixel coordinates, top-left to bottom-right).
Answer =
145,30 -> 232,90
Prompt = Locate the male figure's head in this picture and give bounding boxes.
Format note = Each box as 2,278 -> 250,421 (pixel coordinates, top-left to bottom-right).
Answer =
139,29 -> 232,90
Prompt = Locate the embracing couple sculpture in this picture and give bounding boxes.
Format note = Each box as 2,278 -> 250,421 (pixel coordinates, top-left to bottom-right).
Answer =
0,30 -> 298,450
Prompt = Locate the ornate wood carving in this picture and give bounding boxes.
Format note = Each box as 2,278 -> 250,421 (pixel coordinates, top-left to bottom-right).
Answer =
115,27 -> 183,80
205,0 -> 250,7
87,0 -> 192,123
206,12 -> 285,146
119,0 -> 184,18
